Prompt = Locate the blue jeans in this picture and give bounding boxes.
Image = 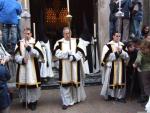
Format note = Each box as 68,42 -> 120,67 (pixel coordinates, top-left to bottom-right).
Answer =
130,20 -> 141,39
2,24 -> 17,54
17,20 -> 21,41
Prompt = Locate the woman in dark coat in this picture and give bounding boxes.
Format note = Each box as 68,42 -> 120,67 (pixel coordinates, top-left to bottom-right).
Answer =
0,55 -> 11,113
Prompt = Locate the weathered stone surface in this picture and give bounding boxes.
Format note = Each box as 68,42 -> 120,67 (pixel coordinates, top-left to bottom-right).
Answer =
143,0 -> 150,26
97,0 -> 110,57
11,86 -> 144,113
41,68 -> 101,89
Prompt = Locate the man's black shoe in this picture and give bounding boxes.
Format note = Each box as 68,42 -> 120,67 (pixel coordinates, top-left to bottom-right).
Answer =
22,102 -> 26,108
116,98 -> 126,103
137,96 -> 148,103
105,96 -> 114,101
62,105 -> 68,110
28,102 -> 36,111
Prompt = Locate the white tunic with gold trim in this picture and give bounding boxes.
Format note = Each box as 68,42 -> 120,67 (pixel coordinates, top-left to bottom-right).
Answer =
15,38 -> 44,88
100,41 -> 129,99
54,38 -> 86,86
54,38 -> 87,105
14,38 -> 44,103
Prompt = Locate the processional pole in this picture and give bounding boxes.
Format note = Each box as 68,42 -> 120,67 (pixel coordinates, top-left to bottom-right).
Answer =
66,0 -> 76,93
66,0 -> 72,43
115,0 -> 124,45
66,13 -> 72,49
21,0 -> 31,109
66,0 -> 72,72
115,0 -> 124,33
93,23 -> 99,70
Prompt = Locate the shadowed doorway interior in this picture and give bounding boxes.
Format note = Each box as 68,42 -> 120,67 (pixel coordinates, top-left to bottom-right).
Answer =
30,0 -> 95,50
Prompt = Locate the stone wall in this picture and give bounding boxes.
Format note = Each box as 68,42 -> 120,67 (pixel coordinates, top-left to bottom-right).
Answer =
19,0 -> 31,38
143,0 -> 150,26
97,0 -> 110,61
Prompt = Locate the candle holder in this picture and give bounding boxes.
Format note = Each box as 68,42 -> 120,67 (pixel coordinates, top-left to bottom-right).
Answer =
115,0 -> 124,18
21,10 -> 31,18
115,10 -> 124,17
21,0 -> 30,19
21,9 -> 31,18
115,0 -> 124,33
66,14 -> 72,26
66,14 -> 72,33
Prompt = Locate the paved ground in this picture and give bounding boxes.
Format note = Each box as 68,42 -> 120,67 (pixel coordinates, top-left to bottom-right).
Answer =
11,85 -> 146,113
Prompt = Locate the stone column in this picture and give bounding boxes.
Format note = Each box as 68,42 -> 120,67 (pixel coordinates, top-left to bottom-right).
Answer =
143,0 -> 150,26
97,0 -> 110,61
20,0 -> 31,38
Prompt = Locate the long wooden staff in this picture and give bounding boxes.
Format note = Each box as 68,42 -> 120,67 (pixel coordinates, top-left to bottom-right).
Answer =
25,39 -> 29,109
21,0 -> 31,109
66,0 -> 77,102
33,22 -> 36,40
66,0 -> 72,83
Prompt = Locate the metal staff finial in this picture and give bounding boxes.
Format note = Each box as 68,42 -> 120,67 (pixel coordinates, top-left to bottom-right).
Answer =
21,10 -> 31,19
66,14 -> 72,30
115,0 -> 124,33
21,0 -> 31,19
115,0 -> 124,18
66,0 -> 72,29
115,0 -> 124,44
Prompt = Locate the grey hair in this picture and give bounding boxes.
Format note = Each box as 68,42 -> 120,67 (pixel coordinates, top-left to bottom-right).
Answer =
63,27 -> 71,34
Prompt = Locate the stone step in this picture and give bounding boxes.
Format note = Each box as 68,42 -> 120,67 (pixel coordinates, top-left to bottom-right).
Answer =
7,71 -> 102,90
7,71 -> 102,99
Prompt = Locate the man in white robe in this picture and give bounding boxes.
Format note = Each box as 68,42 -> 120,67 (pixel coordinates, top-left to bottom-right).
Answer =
14,28 -> 44,110
91,36 -> 100,73
54,27 -> 87,110
100,31 -> 129,103
40,40 -> 54,83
